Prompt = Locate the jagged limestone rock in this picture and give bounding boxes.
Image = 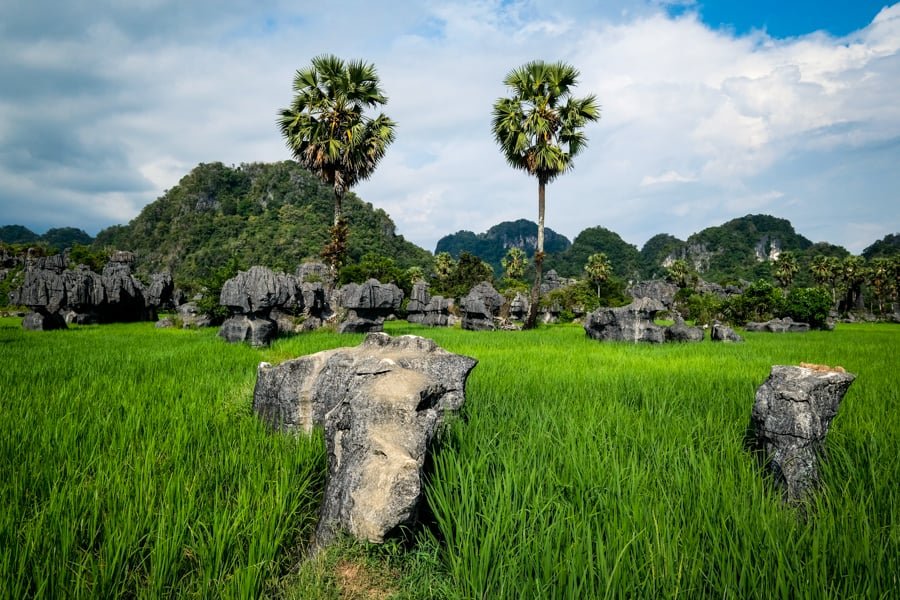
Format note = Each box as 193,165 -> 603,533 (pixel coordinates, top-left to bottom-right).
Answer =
253,333 -> 477,545
748,364 -> 856,502
584,297 -> 666,343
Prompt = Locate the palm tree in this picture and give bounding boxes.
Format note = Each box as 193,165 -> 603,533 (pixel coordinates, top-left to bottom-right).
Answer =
492,60 -> 600,328
773,251 -> 799,290
501,247 -> 527,280
810,254 -> 838,306
665,259 -> 694,289
841,256 -> 867,311
584,252 -> 612,297
278,54 -> 396,273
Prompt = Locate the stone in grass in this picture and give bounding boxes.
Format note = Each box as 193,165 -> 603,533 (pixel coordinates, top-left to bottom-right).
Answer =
711,321 -> 743,342
747,363 -> 855,503
218,314 -> 277,347
583,297 -> 666,343
253,332 -> 477,546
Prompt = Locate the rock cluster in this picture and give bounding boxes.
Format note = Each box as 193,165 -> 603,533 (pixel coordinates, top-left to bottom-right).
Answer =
253,333 -> 477,545
747,364 -> 855,502
584,297 -> 667,343
744,317 -> 810,333
217,265 -> 328,345
665,313 -> 704,342
626,279 -> 679,309
15,252 -> 163,329
460,282 -> 503,331
406,282 -> 453,327
711,321 -> 743,342
337,279 -> 404,334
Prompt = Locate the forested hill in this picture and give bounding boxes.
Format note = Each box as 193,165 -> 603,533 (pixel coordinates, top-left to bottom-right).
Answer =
435,219 -> 571,275
0,225 -> 93,250
93,161 -> 432,286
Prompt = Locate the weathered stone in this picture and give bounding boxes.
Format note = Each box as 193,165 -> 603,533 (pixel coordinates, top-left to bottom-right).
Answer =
101,259 -> 151,321
337,280 -> 403,334
540,269 -> 574,295
63,267 -> 105,310
218,314 -> 277,347
745,317 -> 810,333
460,282 -> 503,331
22,310 -> 67,330
627,279 -> 679,308
155,317 -> 176,329
748,364 -> 855,502
146,272 -> 175,309
665,313 -> 704,342
220,266 -> 298,314
253,333 -> 477,545
711,321 -> 743,342
407,282 -> 431,314
177,301 -> 212,328
63,310 -> 99,325
584,297 -> 666,343
507,292 -> 529,321
296,261 -> 329,284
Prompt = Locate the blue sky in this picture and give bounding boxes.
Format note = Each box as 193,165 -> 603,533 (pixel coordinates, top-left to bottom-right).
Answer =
0,0 -> 898,255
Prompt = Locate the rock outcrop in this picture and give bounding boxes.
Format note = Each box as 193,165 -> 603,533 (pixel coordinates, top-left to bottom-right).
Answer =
337,279 -> 404,334
218,265 -> 293,346
584,297 -> 666,343
460,282 -> 503,331
627,279 -> 679,309
747,364 -> 856,502
665,313 -> 704,342
744,317 -> 810,333
253,333 -> 477,545
406,281 -> 453,327
711,321 -> 743,342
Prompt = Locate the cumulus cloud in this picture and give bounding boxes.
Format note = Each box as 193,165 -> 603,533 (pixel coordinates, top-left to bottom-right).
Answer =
0,0 -> 897,254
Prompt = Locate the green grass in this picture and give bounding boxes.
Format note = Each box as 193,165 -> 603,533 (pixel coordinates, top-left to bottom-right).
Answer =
1,317 -> 898,598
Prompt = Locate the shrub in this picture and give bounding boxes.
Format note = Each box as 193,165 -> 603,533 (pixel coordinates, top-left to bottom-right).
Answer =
723,279 -> 784,324
783,287 -> 832,328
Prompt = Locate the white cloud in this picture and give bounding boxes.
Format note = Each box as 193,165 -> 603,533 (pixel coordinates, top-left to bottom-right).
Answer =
0,0 -> 897,255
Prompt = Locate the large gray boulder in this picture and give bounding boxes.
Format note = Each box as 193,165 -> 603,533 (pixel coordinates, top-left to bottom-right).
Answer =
337,279 -> 403,334
420,296 -> 453,327
711,321 -> 743,342
627,279 -> 679,309
460,282 -> 503,331
218,314 -> 277,347
748,364 -> 856,502
22,310 -> 67,331
219,266 -> 298,315
253,333 -> 477,545
745,317 -> 810,333
665,313 -> 704,342
584,297 -> 666,343
101,256 -> 151,321
146,272 -> 174,309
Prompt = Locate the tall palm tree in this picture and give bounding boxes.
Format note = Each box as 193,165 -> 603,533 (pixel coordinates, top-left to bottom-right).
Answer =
773,251 -> 799,290
585,252 -> 612,297
278,54 -> 396,272
492,60 -> 600,328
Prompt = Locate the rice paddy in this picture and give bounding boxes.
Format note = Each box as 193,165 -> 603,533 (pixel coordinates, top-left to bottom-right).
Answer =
1,317 -> 897,598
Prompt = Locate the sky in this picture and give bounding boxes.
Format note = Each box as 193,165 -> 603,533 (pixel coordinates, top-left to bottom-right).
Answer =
1,0 -> 898,255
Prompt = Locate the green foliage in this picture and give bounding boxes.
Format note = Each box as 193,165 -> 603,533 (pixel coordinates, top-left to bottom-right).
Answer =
0,266 -> 24,307
67,243 -> 108,272
665,258 -> 698,289
862,232 -> 900,259
500,247 -> 527,280
723,279 -> 785,324
0,225 -> 40,244
435,220 -> 570,275
91,161 -> 432,289
339,252 -> 412,296
773,251 -> 800,289
681,291 -> 724,327
548,226 -> 642,280
431,251 -> 494,299
195,257 -> 243,323
640,233 -> 685,278
783,287 -> 832,328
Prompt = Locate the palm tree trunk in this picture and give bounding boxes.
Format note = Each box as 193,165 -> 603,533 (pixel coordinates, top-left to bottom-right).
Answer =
333,189 -> 342,227
525,180 -> 546,329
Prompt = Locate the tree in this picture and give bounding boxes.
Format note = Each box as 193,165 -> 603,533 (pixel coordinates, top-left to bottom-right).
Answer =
840,256 -> 867,311
278,55 -> 396,273
584,252 -> 612,297
665,259 -> 696,289
501,247 -> 527,280
867,257 -> 893,314
773,251 -> 800,290
492,60 -> 600,328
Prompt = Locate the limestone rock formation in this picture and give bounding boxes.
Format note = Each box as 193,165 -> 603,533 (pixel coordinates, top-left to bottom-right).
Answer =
253,333 -> 477,545
146,272 -> 175,310
218,314 -> 278,347
744,317 -> 810,333
665,313 -> 704,342
220,265 -> 299,315
337,279 -> 404,334
460,282 -> 503,331
627,279 -> 679,309
748,364 -> 856,502
711,321 -> 743,342
584,297 -> 666,343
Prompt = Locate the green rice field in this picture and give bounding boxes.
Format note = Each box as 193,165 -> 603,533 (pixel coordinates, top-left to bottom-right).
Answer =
1,317 -> 898,598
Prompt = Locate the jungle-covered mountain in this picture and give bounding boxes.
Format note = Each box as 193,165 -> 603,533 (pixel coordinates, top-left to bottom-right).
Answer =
0,225 -> 93,250
546,226 -> 643,281
434,219 -> 571,275
92,161 -> 432,286
863,233 -> 900,259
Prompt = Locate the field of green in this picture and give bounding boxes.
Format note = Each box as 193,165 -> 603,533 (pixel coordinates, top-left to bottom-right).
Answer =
1,317 -> 898,598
